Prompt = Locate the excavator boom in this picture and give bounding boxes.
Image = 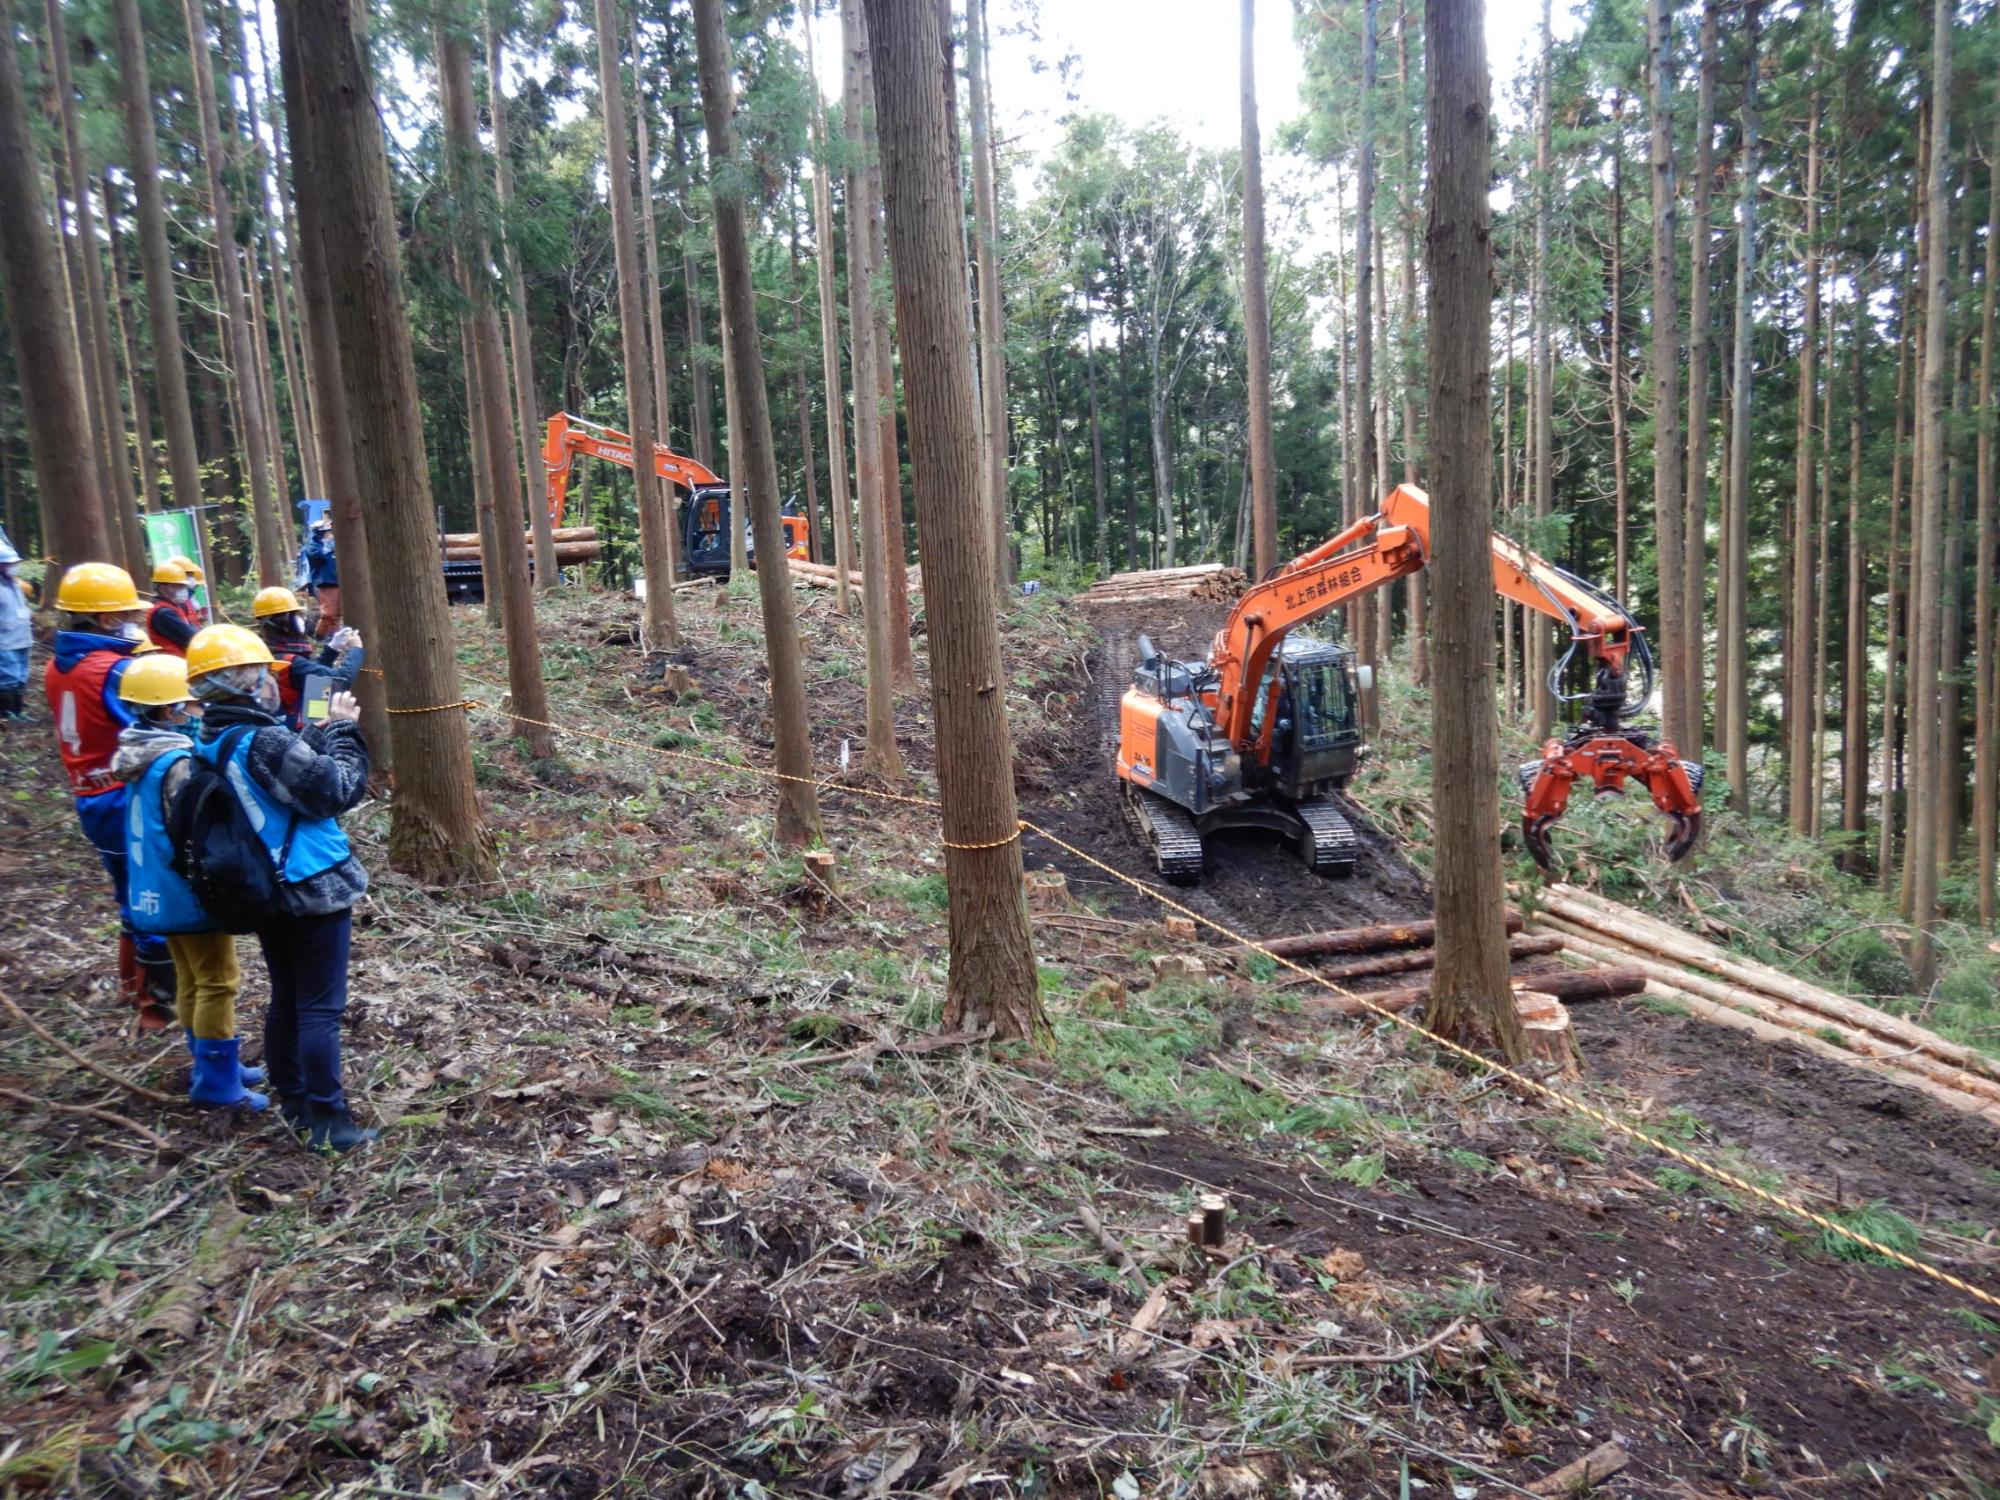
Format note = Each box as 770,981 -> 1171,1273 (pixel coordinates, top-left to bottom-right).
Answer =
1136,483 -> 1702,872
542,413 -> 723,525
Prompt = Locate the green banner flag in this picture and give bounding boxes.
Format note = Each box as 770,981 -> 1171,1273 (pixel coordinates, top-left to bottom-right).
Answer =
140,509 -> 208,612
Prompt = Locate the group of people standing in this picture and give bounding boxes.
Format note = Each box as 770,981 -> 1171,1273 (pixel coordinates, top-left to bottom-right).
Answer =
28,555 -> 375,1153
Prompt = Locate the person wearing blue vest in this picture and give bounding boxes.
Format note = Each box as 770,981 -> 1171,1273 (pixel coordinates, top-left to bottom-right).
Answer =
112,653 -> 267,1111
185,624 -> 376,1152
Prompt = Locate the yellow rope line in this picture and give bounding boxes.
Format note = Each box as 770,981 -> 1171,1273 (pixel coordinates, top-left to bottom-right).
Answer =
375,692 -> 2000,1310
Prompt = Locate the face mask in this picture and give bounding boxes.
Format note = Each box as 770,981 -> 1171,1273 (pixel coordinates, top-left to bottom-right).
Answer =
253,674 -> 282,714
118,621 -> 147,644
161,585 -> 189,605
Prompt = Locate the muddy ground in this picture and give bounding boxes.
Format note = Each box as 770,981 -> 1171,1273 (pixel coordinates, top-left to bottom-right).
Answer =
1,586 -> 1997,1498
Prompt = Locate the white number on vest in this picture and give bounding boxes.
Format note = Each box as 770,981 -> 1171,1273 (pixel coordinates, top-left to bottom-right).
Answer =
58,691 -> 81,756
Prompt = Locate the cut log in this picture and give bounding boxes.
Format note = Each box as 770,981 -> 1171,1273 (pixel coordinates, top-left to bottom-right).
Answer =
1537,889 -> 2000,1090
1526,1440 -> 1629,1497
1299,932 -> 1563,984
444,525 -> 598,547
1264,913 -> 1524,960
445,541 -> 602,564
1634,979 -> 2000,1125
1317,965 -> 1645,1020
1535,917 -> 2000,1108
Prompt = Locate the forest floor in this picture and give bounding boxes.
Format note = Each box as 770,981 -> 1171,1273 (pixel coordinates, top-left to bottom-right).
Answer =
3,580 -> 1999,1499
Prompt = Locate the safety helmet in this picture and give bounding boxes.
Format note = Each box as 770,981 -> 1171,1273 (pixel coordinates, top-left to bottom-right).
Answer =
55,562 -> 142,615
168,555 -> 204,585
151,559 -> 191,587
252,586 -> 304,619
118,653 -> 198,707
186,624 -> 277,678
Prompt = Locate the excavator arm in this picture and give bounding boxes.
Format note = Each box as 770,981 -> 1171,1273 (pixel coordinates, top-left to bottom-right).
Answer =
1209,484 -> 1702,868
542,413 -> 723,526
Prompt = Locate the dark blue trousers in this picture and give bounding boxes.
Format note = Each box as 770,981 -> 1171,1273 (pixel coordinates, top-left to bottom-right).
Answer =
257,910 -> 353,1112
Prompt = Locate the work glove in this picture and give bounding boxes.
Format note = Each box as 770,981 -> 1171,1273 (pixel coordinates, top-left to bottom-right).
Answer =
328,627 -> 363,653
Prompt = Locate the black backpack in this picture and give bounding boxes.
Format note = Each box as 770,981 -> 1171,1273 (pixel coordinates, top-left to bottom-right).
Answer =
168,728 -> 294,934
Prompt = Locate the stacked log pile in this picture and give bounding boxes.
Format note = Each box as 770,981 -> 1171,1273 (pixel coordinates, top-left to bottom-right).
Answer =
1079,563 -> 1247,606
1529,883 -> 2000,1122
443,525 -> 601,565
788,558 -> 862,590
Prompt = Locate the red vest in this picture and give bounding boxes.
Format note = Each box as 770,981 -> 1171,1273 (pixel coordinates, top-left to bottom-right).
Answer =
146,602 -> 188,656
271,640 -> 313,725
45,649 -> 130,796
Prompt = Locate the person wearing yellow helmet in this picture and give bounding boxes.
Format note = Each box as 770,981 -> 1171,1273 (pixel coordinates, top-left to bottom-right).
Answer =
252,585 -> 365,731
187,623 -> 375,1150
165,556 -> 206,623
145,560 -> 199,657
111,653 -> 268,1111
44,562 -> 178,1027
0,530 -> 29,722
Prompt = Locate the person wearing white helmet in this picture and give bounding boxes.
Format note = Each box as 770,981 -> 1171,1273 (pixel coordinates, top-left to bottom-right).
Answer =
0,531 -> 29,722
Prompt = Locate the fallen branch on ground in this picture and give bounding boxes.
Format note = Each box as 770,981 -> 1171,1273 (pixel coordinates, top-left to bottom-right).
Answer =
0,1085 -> 173,1151
0,989 -> 175,1103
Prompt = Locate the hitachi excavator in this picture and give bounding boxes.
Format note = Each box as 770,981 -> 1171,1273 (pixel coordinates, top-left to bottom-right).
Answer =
542,413 -> 809,578
1115,484 -> 1704,881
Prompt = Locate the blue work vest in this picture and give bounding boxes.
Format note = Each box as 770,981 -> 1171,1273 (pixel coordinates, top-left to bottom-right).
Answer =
196,728 -> 352,886
124,752 -> 210,935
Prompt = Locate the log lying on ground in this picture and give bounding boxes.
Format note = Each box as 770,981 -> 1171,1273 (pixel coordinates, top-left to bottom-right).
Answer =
1264,913 -> 1523,960
1537,916 -> 2000,1109
1539,885 -> 2000,1090
444,525 -> 598,547
1300,932 -> 1563,984
1312,966 -> 1645,1020
788,558 -> 864,589
445,541 -> 601,564
1079,562 -> 1247,605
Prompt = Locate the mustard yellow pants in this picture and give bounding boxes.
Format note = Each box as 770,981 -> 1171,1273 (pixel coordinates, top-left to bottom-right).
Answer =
167,932 -> 241,1040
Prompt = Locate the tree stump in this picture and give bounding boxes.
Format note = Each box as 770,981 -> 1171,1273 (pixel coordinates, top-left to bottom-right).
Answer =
1163,916 -> 1198,942
1024,869 -> 1071,911
1150,954 -> 1206,981
662,664 -> 695,697
1513,989 -> 1583,1079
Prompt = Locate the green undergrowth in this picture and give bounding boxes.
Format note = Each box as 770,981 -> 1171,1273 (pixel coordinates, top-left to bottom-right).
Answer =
1358,646 -> 2000,1062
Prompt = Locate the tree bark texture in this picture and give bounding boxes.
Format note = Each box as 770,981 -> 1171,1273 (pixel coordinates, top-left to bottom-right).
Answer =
438,26 -> 554,760
1722,1 -> 1758,815
1354,0 -> 1380,733
863,0 -> 1042,1042
1422,0 -> 1523,1059
1238,0 -> 1279,583
1645,0 -> 1686,752
1841,260 -> 1869,872
489,13 -> 563,591
718,287 -> 748,580
1529,0 -> 1553,744
0,0 -> 108,572
966,0 -> 1012,596
44,0 -> 144,575
112,0 -> 203,516
273,0 -> 387,761
1975,118 -> 1998,929
1680,0 -> 1720,763
804,13 -> 856,615
692,0 -> 824,849
1906,0 -> 1951,982
184,0 -> 286,586
1786,85 -> 1821,832
282,0 -> 493,882
100,172 -> 163,513
593,0 -> 679,647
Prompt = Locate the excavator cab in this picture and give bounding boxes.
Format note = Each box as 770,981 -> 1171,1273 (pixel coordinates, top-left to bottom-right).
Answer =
1247,636 -> 1365,802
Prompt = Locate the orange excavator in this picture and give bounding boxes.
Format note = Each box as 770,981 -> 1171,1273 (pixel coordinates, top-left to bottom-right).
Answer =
1115,484 -> 1704,881
542,413 -> 809,578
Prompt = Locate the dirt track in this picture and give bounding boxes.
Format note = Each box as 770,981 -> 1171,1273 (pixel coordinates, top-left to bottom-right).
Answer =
1021,599 -> 1431,938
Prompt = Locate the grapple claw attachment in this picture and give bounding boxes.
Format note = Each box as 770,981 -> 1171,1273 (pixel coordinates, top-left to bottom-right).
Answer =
1663,810 -> 1701,864
1524,814 -> 1559,872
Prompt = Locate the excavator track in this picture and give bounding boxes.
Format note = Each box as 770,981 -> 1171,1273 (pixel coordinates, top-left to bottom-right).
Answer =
1123,788 -> 1205,884
1296,799 -> 1358,877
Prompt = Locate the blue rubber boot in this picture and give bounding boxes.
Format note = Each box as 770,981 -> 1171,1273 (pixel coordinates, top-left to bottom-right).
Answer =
188,1037 -> 269,1111
185,1032 -> 266,1087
